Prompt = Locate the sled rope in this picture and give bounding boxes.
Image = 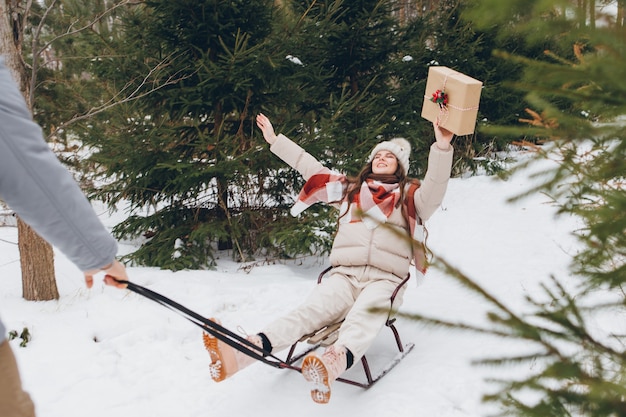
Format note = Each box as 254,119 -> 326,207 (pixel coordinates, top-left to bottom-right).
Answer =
113,279 -> 297,371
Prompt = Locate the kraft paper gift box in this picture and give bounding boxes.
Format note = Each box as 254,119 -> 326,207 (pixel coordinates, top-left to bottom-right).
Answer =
421,66 -> 483,136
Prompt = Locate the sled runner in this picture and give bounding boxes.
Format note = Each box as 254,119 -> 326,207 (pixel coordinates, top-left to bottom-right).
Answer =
283,266 -> 415,388
114,273 -> 414,389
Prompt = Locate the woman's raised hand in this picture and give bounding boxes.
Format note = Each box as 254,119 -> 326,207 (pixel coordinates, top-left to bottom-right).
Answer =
256,113 -> 277,145
433,120 -> 454,151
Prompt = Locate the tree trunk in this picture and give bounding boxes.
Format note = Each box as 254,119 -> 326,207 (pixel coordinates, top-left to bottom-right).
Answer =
588,0 -> 596,29
1,1 -> 59,301
18,219 -> 58,300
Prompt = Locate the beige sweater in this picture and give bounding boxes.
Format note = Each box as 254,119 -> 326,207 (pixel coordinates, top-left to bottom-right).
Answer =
270,134 -> 453,278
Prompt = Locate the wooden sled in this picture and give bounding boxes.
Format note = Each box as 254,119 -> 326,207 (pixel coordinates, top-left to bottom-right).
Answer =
283,266 -> 415,388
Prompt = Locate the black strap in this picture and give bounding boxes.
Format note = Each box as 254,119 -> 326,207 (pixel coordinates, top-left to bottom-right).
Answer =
113,279 -> 295,370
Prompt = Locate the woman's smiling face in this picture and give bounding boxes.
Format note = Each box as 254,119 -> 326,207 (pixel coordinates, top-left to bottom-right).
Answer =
371,150 -> 398,175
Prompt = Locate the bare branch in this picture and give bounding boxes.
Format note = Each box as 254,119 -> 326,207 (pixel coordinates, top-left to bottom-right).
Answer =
40,0 -> 142,52
28,0 -> 143,104
47,53 -> 195,138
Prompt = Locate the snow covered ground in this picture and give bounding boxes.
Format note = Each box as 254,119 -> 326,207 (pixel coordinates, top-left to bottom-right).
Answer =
1,154 -> 585,417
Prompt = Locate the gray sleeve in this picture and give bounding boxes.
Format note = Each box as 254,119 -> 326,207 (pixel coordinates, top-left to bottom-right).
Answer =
0,58 -> 117,272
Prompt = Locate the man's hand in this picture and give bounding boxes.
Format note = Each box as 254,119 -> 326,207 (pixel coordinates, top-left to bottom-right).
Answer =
84,259 -> 129,289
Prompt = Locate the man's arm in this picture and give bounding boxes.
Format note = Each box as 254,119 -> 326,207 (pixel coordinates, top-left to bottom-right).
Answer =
0,58 -> 118,272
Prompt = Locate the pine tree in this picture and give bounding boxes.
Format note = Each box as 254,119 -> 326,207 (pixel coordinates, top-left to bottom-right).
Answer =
76,0 -> 396,269
286,0 -> 402,172
395,1 -> 626,415
79,0 -> 521,269
82,0 -> 341,269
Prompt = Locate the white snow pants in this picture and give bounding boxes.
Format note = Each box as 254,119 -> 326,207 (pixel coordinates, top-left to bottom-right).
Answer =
261,265 -> 407,364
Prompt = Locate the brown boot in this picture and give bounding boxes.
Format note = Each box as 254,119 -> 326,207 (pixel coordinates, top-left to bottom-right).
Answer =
202,320 -> 263,382
301,344 -> 347,404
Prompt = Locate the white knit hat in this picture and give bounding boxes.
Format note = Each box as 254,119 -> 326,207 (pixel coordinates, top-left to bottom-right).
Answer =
367,137 -> 411,175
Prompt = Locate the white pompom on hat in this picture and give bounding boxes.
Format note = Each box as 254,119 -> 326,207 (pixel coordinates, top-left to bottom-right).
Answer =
367,137 -> 411,175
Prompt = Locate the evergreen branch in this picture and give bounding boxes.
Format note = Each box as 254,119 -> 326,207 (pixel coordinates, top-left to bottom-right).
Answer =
433,256 -> 544,340
527,276 -> 625,359
382,310 -> 516,338
474,351 -> 552,367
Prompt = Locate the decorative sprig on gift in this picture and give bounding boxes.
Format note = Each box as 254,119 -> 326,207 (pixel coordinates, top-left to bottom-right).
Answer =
430,89 -> 448,108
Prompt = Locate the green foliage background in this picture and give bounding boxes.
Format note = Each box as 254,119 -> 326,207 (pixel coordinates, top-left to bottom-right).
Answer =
27,0 -> 530,270
15,0 -> 626,415
23,0 -> 548,271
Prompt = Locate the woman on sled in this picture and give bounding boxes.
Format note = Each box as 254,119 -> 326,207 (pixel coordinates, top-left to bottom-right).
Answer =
204,113 -> 454,404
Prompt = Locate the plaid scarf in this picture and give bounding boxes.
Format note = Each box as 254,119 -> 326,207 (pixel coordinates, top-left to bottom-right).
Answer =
291,168 -> 428,273
337,179 -> 400,229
